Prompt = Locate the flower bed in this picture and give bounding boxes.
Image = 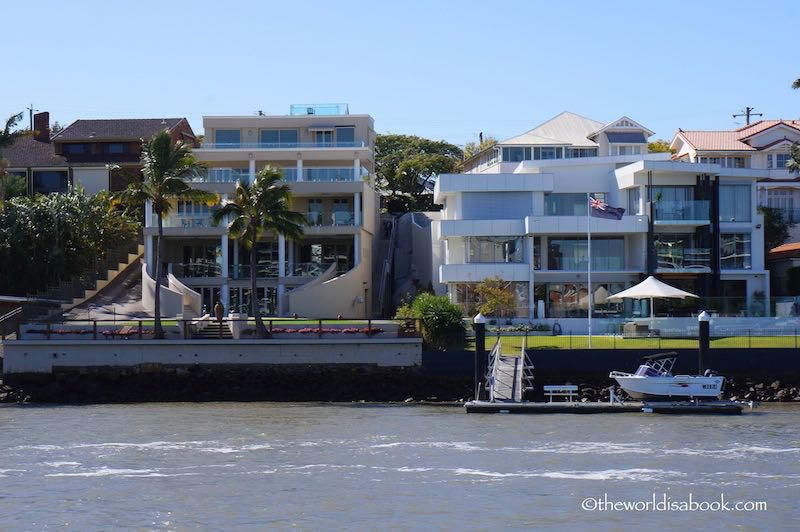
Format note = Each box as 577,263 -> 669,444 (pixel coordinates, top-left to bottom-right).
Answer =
242,326 -> 383,336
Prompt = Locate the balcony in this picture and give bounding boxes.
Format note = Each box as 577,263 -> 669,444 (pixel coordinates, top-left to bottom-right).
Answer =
198,141 -> 367,150
655,245 -> 711,273
189,168 -> 249,183
287,167 -> 367,183
289,103 -> 349,116
171,261 -> 221,278
305,210 -> 356,227
152,214 -> 216,229
231,262 -> 333,279
653,200 -> 710,225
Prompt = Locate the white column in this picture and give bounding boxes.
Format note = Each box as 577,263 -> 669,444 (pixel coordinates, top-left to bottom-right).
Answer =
277,234 -> 286,316
220,233 -> 229,314
527,235 -> 535,318
287,241 -> 295,275
353,158 -> 361,180
144,199 -> 153,227
354,234 -> 361,265
296,158 -> 303,182
248,158 -> 256,184
354,192 -> 361,226
145,235 -> 154,273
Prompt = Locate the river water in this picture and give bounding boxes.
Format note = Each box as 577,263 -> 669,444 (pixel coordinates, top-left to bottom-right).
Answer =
0,403 -> 798,530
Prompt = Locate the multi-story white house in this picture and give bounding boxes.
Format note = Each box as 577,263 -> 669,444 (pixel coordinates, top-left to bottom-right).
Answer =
430,112 -> 769,324
142,104 -> 379,319
671,119 -> 800,240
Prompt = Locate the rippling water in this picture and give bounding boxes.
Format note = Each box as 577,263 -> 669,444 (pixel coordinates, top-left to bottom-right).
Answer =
1,403 -> 798,530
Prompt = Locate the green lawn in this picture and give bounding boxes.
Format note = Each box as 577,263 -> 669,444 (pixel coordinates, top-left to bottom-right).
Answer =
466,334 -> 800,351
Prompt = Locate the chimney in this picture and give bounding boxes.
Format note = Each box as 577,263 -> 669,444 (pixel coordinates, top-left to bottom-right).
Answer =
33,112 -> 50,142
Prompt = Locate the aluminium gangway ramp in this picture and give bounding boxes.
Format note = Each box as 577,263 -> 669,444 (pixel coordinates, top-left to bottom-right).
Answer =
486,338 -> 534,402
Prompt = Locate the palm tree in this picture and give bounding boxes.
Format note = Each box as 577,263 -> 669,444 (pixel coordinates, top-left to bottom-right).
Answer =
213,166 -> 305,338
114,130 -> 214,338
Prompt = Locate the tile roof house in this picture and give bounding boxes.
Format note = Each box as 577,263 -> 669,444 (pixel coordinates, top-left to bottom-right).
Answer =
0,112 -> 197,195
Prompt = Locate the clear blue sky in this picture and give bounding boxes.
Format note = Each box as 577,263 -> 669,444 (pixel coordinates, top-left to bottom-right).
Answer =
4,0 -> 798,146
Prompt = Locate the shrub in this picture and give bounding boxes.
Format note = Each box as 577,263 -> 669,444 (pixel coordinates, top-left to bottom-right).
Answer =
395,292 -> 465,350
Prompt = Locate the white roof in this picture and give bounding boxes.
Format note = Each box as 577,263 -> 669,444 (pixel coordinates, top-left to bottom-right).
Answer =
607,276 -> 698,301
500,111 -> 605,147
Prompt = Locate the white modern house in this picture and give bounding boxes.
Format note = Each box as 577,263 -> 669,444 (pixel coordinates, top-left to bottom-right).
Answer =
429,112 -> 769,324
142,104 -> 379,319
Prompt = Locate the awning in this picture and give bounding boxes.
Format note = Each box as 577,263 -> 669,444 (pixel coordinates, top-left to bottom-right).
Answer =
606,132 -> 647,143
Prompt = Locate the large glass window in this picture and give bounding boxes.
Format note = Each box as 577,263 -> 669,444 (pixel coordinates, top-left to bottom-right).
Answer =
719,184 -> 751,222
776,153 -> 791,169
545,193 -> 605,216
501,147 -> 531,162
260,129 -> 298,145
720,233 -> 751,269
627,188 -> 641,215
615,145 -> 642,155
655,233 -> 710,270
547,237 -> 624,270
465,236 -> 523,263
540,282 -> 626,318
62,143 -> 89,155
335,126 -> 355,144
566,147 -> 598,158
214,129 -> 241,145
103,143 -> 127,154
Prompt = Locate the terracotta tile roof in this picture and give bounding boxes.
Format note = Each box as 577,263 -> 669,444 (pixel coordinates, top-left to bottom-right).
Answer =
53,118 -> 188,141
736,119 -> 800,138
0,137 -> 67,167
677,131 -> 755,151
768,242 -> 800,260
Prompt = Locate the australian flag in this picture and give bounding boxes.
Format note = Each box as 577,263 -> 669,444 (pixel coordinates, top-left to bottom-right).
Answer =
590,197 -> 625,220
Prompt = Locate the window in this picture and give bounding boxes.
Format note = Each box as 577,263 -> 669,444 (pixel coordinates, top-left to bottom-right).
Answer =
541,282 -> 626,318
103,143 -> 127,154
719,184 -> 751,222
655,233 -> 710,270
260,129 -> 298,145
566,147 -> 598,158
547,237 -> 624,270
62,143 -> 88,155
314,130 -> 333,145
501,147 -> 531,162
616,145 -> 642,155
335,126 -> 355,145
627,188 -> 641,215
545,193 -> 604,216
776,153 -> 791,169
465,236 -> 523,263
32,170 -> 68,194
451,281 -> 529,317
720,233 -> 751,269
214,130 -> 241,145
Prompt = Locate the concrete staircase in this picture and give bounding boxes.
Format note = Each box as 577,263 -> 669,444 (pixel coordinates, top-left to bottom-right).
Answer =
61,244 -> 145,312
193,321 -> 233,339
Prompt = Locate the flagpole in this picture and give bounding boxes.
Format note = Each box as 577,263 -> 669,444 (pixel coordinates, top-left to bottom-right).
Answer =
587,193 -> 592,349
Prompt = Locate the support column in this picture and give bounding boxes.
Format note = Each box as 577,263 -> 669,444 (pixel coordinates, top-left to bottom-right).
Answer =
287,241 -> 295,275
527,235 -> 535,318
354,192 -> 361,226
354,234 -> 361,265
221,233 -> 229,313
354,158 -> 361,180
145,235 -> 154,273
248,158 -> 256,184
144,199 -> 153,227
277,234 -> 286,316
232,239 -> 239,279
296,158 -> 303,182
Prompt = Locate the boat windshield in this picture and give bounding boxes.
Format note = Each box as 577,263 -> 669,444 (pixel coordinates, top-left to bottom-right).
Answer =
643,356 -> 676,376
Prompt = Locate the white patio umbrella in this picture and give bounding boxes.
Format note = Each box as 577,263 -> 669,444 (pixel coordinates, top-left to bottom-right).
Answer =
607,276 -> 698,319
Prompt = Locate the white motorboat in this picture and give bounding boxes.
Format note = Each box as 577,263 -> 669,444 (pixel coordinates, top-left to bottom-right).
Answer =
609,352 -> 724,401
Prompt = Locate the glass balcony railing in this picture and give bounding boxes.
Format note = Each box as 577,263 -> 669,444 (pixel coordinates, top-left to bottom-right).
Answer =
199,141 -> 367,150
231,262 -> 334,279
171,261 -> 221,278
289,103 -> 349,116
152,214 -> 217,228
189,169 -> 250,183
656,246 -> 711,271
305,210 -> 356,227
653,200 -> 710,223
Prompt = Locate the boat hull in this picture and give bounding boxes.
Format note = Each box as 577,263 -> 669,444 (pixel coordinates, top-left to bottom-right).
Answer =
611,374 -> 724,400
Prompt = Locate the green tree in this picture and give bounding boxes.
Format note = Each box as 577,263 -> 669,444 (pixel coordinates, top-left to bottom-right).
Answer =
0,112 -> 30,206
647,139 -> 675,153
114,130 -> 213,338
792,78 -> 800,90
375,134 -> 463,212
213,167 -> 305,338
758,205 -> 792,257
395,292 -> 464,350
786,142 -> 800,176
474,277 -> 517,317
463,134 -> 498,160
